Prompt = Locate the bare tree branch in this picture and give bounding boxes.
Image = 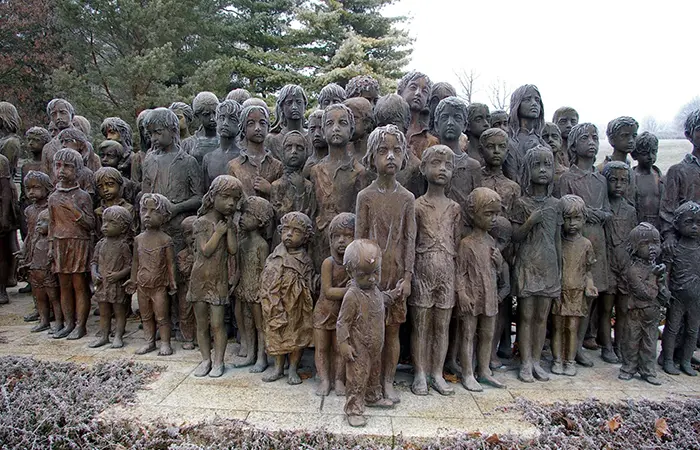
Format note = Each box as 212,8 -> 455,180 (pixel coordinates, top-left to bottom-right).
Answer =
488,77 -> 510,111
454,68 -> 479,104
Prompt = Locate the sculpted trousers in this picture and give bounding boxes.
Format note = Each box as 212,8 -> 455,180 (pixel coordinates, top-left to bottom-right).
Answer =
662,289 -> 700,365
345,342 -> 382,416
138,286 -> 171,344
620,306 -> 659,378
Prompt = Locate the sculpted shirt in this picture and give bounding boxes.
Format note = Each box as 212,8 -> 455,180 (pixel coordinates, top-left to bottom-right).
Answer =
660,153 -> 700,239
447,152 -> 483,234
481,168 -> 521,215
227,149 -> 283,198
142,147 -> 202,206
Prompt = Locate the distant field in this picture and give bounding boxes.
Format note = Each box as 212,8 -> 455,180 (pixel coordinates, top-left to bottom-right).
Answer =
597,139 -> 691,175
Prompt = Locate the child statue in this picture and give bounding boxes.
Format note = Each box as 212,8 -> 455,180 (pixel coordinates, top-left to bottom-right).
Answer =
619,222 -> 669,385
661,109 -> 700,249
302,110 -> 328,179
344,97 -> 375,161
94,167 -> 138,238
456,187 -> 507,391
505,85 -> 546,181
600,116 -> 638,205
317,83 -> 347,109
20,127 -> 51,239
96,142 -> 138,205
557,123 -> 611,368
310,104 -> 368,269
510,145 -> 561,382
356,124 -> 416,403
42,99 -> 76,178
552,195 -> 597,376
600,162 -> 638,364
338,239 -> 399,427
374,94 -> 424,198
89,205 -> 133,348
346,75 -> 380,107
427,82 -> 456,137
57,128 -> 101,174
465,103 -> 491,165
176,216 -> 197,350
661,201 -> 700,376
409,145 -> 461,396
0,102 -> 20,179
259,212 -> 315,384
142,107 -> 203,252
631,132 -> 664,229
490,110 -> 509,133
99,117 -> 134,178
542,122 -> 568,188
479,128 -> 521,215
189,175 -> 243,377
233,196 -> 274,372
203,100 -> 243,190
124,193 -> 177,355
267,84 -> 308,161
552,106 -> 579,167
314,212 -> 355,396
489,215 -> 513,368
228,104 -> 283,199
133,108 -> 153,183
49,149 -> 95,339
226,88 -> 251,104
190,91 -> 220,165
19,209 -> 61,332
169,102 -> 195,154
397,71 -> 435,160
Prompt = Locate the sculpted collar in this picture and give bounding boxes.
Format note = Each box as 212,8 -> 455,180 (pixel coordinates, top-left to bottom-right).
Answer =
239,149 -> 272,166
683,153 -> 700,168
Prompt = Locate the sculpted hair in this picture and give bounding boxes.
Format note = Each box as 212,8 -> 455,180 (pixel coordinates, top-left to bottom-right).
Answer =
58,128 -> 90,149
627,222 -> 660,256
521,145 -> 554,196
25,127 -> 51,146
346,75 -> 379,99
606,116 -> 639,140
239,105 -> 270,137
344,97 -> 375,130
226,88 -> 251,104
72,115 -> 91,136
420,144 -> 455,175
23,170 -> 53,193
479,128 -> 509,147
53,148 -> 84,172
429,82 -> 456,103
94,166 -> 124,194
601,161 -> 631,181
136,109 -> 153,152
46,98 -> 75,118
169,102 -> 194,125
552,106 -> 579,123
467,103 -> 490,125
684,109 -> 700,136
143,107 -> 181,147
272,84 -> 308,131
466,187 -> 502,222
198,175 -> 245,216
140,193 -> 173,222
343,239 -> 381,274
434,96 -> 468,131
363,124 -> 408,172
490,215 -> 513,242
491,110 -> 508,122
560,194 -> 587,218
100,117 -> 133,152
279,211 -> 314,243
673,201 -> 700,228
374,94 -> 410,130
102,205 -> 132,232
397,71 -> 432,96
328,212 -> 356,238
243,196 -> 274,228
192,92 -> 219,116
98,140 -> 127,160
508,84 -> 545,140
0,102 -> 20,133
318,83 -> 347,107
567,122 -> 598,165
181,215 -> 197,235
241,98 -> 268,109
322,103 -> 356,139
217,100 -> 243,122
632,131 -> 659,158
542,122 -> 561,137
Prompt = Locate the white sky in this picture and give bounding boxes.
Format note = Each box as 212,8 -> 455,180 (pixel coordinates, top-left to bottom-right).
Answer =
384,0 -> 700,127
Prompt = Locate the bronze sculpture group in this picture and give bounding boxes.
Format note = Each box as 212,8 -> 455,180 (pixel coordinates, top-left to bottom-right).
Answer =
2,73 -> 700,427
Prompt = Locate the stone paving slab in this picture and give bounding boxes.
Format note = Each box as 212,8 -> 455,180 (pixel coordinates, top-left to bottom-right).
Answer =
2,285 -> 700,438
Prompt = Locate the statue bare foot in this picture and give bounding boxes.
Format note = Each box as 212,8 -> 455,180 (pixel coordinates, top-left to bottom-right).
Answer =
249,360 -> 268,373
135,342 -> 157,355
347,414 -> 367,427
209,363 -> 225,378
194,360 -> 212,377
316,379 -> 331,396
287,370 -> 302,385
111,336 -> 124,348
334,379 -> 346,396
430,375 -> 455,395
461,374 -> 483,392
66,326 -> 86,340
262,367 -> 285,382
411,373 -> 428,396
478,372 -> 506,389
232,355 -> 255,368
158,343 -> 173,356
88,337 -> 110,348
31,323 -> 50,333
383,383 -> 400,403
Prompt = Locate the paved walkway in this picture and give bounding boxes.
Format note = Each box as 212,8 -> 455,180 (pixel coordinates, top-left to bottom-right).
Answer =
1,285 -> 699,439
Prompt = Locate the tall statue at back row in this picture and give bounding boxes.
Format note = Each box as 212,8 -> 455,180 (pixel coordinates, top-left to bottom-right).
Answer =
267,84 -> 308,161
505,85 -> 546,181
190,92 -> 220,166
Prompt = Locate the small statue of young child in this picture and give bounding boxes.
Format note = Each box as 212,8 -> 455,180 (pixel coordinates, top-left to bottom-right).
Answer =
314,212 -> 355,396
233,196 -> 274,373
267,84 -> 308,161
409,145 -> 461,396
20,170 -> 52,292
188,175 -> 242,377
89,205 -> 133,348
94,167 -> 137,239
619,222 -> 669,385
551,195 -> 597,376
541,122 -> 568,188
490,110 -> 509,133
552,106 -> 579,167
510,145 -> 562,382
124,193 -> 177,356
344,97 -> 375,160
631,132 -> 663,229
99,116 -> 134,177
302,110 -> 328,179
356,124 -> 416,403
465,102 -> 491,165
599,116 -> 638,206
20,127 -> 51,239
49,148 -> 96,340
203,100 -> 243,190
456,187 -> 506,391
661,201 -> 700,376
259,212 -> 315,384
489,215 -> 513,369
479,128 -> 520,215
318,83 -> 347,109
19,209 -> 62,332
176,215 -> 197,350
338,239 -> 399,427
600,162 -> 638,364
97,141 -> 137,204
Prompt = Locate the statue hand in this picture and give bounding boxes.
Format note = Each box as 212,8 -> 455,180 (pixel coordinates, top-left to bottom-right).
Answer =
123,279 -> 136,295
339,341 -> 356,362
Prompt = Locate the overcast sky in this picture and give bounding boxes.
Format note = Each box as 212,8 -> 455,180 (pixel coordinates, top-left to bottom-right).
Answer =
384,0 -> 700,127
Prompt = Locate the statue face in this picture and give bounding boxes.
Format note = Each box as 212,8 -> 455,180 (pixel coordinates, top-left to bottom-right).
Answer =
400,77 -> 430,112
243,109 -> 269,144
481,134 -> 509,167
635,237 -> 660,262
50,102 -> 73,130
96,177 -> 120,202
563,211 -> 584,235
106,129 -> 121,142
374,133 -> 404,176
282,134 -> 307,168
634,147 -> 657,168
529,151 -> 553,186
542,127 -> 562,153
149,124 -> 174,149
347,105 -> 368,140
54,160 -> 77,185
360,87 -> 379,107
281,222 -> 306,250
573,125 -> 599,159
216,109 -> 240,139
27,136 -> 45,153
101,216 -> 124,238
308,115 -> 326,150
490,114 -> 509,132
676,211 -> 700,239
26,179 -> 48,203
320,94 -> 344,110
517,87 -> 541,120
687,127 -> 700,149
175,112 -> 188,133
330,228 -> 353,261
609,125 -> 638,153
322,109 -> 352,147
197,106 -> 217,131
467,106 -> 490,137
282,91 -> 305,122
140,198 -> 166,229
471,201 -> 500,232
100,145 -> 121,168
555,112 -> 578,139
606,168 -> 629,199
436,104 -> 466,142
422,151 -> 454,186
